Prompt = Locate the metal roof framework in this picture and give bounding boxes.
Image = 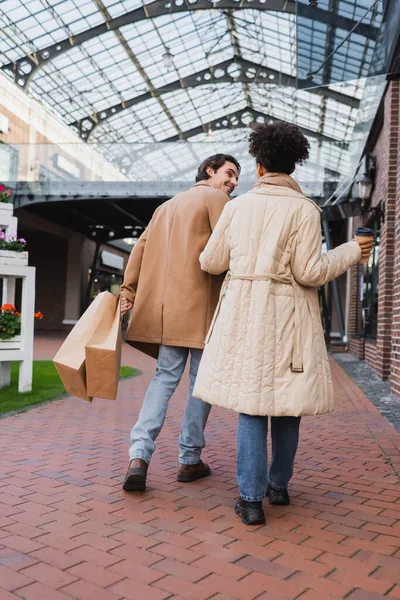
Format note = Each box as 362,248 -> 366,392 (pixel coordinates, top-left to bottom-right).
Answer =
0,0 -> 385,188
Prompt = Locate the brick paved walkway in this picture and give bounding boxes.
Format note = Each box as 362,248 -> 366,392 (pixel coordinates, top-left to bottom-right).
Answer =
0,335 -> 399,599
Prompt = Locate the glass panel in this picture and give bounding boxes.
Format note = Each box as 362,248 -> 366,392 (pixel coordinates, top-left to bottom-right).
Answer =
0,144 -> 18,181
323,73 -> 387,205
296,0 -> 399,88
91,271 -> 123,302
1,140 -> 341,200
0,0 -> 389,203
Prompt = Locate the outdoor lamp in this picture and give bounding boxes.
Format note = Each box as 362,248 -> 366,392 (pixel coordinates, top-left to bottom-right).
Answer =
163,48 -> 174,70
357,173 -> 373,202
357,154 -> 376,211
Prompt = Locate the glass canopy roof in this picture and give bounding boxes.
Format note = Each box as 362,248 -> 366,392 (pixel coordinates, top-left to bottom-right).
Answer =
0,0 -> 390,194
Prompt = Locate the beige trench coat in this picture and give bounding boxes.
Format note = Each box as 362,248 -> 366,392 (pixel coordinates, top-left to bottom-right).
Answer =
193,173 -> 361,416
121,181 -> 228,358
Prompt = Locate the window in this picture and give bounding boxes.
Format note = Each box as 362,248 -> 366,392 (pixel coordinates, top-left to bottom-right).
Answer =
39,165 -> 65,182
0,143 -> 18,182
91,271 -> 122,301
358,212 -> 381,340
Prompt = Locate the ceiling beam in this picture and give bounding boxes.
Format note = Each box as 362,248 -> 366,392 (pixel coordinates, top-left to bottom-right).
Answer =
69,57 -> 359,140
92,0 -> 184,142
1,0 -> 378,90
161,108 -> 349,148
113,146 -> 341,180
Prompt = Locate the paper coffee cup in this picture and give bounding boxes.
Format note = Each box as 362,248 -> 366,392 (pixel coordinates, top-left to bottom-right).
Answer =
354,227 -> 374,264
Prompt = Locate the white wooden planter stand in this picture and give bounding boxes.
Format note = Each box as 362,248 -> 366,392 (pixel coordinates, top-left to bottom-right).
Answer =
0,204 -> 35,393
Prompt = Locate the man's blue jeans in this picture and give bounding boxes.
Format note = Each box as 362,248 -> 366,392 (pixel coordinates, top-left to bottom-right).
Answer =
237,414 -> 301,502
129,345 -> 211,465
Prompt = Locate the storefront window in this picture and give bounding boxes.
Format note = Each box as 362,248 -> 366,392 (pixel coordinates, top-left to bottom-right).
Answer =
91,271 -> 122,301
358,214 -> 381,340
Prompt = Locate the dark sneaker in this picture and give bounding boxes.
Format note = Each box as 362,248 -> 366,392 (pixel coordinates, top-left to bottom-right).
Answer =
122,458 -> 148,492
235,497 -> 265,525
177,461 -> 211,482
267,484 -> 290,505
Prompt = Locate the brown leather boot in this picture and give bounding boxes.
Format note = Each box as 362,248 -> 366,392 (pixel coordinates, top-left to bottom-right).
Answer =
122,458 -> 148,492
177,460 -> 211,482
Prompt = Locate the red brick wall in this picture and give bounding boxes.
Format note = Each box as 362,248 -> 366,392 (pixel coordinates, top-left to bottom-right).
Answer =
348,337 -> 364,360
347,81 -> 399,382
365,340 -> 377,369
348,265 -> 360,331
377,83 -> 398,381
390,81 -> 400,397
0,105 -> 29,145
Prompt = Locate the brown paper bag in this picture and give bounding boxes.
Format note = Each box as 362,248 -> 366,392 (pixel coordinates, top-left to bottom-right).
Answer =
85,295 -> 121,400
53,292 -> 117,402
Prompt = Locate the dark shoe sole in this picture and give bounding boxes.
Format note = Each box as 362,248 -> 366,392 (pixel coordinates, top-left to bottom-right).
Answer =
177,467 -> 211,483
122,472 -> 146,492
234,502 -> 266,526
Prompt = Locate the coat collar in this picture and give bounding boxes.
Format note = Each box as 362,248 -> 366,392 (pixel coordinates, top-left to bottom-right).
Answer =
252,172 -> 303,194
193,180 -> 213,188
193,180 -> 229,197
251,172 -> 322,213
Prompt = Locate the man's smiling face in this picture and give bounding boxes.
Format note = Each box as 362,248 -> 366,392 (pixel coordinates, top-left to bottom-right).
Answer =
207,161 -> 239,196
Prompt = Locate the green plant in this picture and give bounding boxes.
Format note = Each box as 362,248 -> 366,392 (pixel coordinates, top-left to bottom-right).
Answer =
0,232 -> 26,252
0,305 -> 43,340
0,185 -> 13,204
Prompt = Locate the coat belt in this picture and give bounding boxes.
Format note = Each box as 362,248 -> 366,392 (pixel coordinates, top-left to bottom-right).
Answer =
205,271 -> 303,373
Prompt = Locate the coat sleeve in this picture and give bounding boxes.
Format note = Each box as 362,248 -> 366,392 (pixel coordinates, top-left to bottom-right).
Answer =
120,227 -> 148,304
200,202 -> 232,275
290,208 -> 362,287
204,189 -> 229,231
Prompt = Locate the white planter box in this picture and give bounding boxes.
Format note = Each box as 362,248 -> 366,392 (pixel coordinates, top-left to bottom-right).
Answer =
0,203 -> 14,214
0,335 -> 21,350
0,251 -> 28,266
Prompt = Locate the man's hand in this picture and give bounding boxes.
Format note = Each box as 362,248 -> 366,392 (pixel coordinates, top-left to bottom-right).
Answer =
355,237 -> 375,262
121,297 -> 133,315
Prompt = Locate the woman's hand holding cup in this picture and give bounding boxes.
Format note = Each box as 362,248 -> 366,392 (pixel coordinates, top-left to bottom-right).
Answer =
354,227 -> 374,264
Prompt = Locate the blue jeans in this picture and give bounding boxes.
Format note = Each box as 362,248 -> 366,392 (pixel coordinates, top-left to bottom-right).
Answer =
129,345 -> 211,465
237,415 -> 301,502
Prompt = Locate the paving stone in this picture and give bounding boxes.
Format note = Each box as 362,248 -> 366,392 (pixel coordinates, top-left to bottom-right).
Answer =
0,336 -> 397,600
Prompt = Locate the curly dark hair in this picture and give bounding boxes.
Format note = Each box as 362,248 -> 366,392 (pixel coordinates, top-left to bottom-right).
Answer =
249,122 -> 310,175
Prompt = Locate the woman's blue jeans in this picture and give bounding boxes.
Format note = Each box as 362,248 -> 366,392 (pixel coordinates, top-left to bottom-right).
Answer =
237,414 -> 301,502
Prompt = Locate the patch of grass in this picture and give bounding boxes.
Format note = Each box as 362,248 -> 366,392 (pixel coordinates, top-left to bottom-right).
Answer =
120,366 -> 137,379
0,361 -> 137,416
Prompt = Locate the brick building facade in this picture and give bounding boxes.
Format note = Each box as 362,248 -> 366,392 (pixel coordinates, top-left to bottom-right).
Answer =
347,80 -> 400,397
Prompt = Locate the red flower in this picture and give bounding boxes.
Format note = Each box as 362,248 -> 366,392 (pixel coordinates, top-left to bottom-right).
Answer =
1,304 -> 16,312
34,311 -> 44,320
0,185 -> 5,192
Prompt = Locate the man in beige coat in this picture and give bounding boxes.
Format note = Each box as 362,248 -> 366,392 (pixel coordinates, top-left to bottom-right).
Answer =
120,154 -> 240,491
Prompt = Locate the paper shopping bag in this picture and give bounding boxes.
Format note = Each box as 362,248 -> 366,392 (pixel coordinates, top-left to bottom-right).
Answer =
53,292 -> 117,402
85,294 -> 121,400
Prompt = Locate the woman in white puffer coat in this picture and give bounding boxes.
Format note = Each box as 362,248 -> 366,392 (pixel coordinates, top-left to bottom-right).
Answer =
193,123 -> 374,525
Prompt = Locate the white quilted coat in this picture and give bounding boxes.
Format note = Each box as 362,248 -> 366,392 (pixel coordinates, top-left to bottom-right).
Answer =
193,174 -> 361,417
